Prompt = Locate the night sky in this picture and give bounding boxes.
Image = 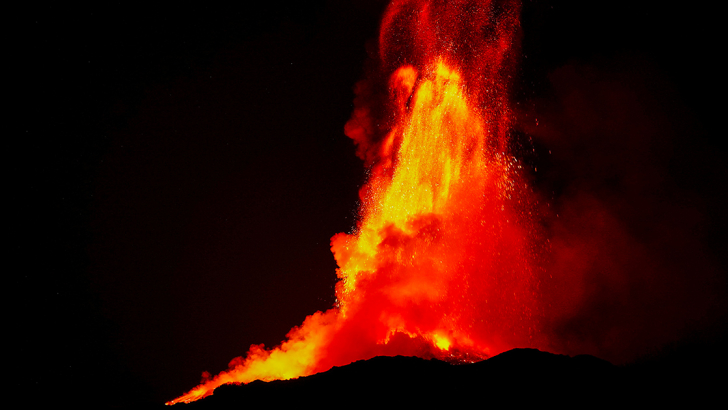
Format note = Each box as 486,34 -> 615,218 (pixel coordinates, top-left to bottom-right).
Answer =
13,1 -> 725,408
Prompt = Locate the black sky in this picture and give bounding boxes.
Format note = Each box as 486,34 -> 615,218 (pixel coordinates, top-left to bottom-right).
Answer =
12,1 -> 724,408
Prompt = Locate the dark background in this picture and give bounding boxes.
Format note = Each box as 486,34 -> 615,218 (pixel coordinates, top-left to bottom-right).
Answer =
12,1 -> 724,408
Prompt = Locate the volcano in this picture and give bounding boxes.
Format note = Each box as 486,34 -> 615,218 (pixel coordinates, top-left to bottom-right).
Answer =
168,0 -> 542,403
169,348 -> 723,409
166,0 -> 726,405
13,1 -> 725,408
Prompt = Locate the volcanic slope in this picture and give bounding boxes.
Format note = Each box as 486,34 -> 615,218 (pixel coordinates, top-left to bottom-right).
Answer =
169,347 -> 722,408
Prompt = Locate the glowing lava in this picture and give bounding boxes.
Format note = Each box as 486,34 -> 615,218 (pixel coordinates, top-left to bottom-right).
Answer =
168,0 -> 537,405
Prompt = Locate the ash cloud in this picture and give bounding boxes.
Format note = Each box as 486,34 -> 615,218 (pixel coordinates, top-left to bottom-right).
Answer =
521,55 -> 727,363
344,62 -> 394,168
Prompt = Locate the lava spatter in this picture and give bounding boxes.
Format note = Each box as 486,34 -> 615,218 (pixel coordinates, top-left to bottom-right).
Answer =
168,1 -> 537,405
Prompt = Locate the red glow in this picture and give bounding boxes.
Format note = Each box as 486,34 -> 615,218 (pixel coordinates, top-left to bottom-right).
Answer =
167,1 -> 537,404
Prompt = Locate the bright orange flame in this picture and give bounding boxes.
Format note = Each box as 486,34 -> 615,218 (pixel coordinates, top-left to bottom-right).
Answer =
432,333 -> 452,351
168,1 -> 535,405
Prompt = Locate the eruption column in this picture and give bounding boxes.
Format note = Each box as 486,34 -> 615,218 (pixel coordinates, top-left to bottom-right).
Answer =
168,0 -> 537,405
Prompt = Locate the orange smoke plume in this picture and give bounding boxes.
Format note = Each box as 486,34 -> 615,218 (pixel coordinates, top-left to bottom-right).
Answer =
167,1 -> 536,404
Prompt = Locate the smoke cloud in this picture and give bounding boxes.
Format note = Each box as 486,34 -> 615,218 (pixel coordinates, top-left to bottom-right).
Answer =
522,55 -> 726,363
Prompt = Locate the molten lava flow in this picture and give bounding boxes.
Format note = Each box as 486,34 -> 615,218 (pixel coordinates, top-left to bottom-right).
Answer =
168,0 -> 537,405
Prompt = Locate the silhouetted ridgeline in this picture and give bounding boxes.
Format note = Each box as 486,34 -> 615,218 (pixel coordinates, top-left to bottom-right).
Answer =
165,347 -> 722,408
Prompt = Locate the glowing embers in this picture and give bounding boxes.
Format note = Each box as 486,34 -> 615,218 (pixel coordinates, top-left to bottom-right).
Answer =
167,310 -> 341,405
335,61 -> 490,291
168,1 -> 533,405
333,59 -> 521,356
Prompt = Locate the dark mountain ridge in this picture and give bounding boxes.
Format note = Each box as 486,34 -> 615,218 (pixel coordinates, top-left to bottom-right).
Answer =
173,347 -> 720,409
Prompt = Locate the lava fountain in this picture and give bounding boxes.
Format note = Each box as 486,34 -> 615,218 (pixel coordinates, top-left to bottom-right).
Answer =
168,0 -> 539,404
